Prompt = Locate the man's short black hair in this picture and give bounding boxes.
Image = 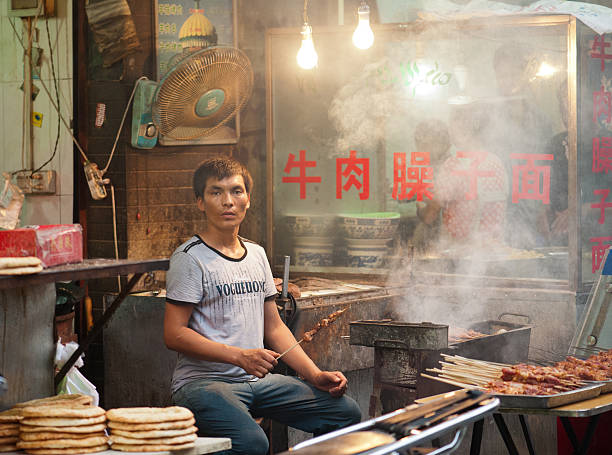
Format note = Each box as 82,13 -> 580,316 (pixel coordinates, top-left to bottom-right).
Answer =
193,157 -> 253,199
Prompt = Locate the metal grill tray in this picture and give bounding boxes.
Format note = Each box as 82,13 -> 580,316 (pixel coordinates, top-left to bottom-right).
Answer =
496,383 -> 602,409
585,380 -> 612,393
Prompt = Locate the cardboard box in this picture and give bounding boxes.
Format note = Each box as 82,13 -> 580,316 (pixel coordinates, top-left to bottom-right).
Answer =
0,224 -> 83,268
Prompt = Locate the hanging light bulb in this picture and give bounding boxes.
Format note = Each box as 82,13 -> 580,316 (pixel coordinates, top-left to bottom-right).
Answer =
297,23 -> 318,69
352,1 -> 374,50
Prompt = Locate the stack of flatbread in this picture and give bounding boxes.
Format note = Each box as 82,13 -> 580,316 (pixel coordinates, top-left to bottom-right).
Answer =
0,408 -> 22,452
13,394 -> 108,454
0,257 -> 43,275
106,407 -> 197,452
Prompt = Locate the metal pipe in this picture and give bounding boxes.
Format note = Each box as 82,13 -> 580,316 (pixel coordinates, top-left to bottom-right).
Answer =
281,255 -> 290,298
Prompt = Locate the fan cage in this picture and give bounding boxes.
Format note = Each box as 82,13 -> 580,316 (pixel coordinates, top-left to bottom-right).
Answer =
152,47 -> 254,140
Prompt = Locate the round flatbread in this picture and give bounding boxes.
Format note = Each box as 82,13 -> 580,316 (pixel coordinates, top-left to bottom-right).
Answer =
0,423 -> 19,430
0,264 -> 43,275
0,257 -> 41,269
110,426 -> 196,439
21,432 -> 107,442
0,408 -> 23,422
14,394 -> 93,409
110,442 -> 195,452
21,415 -> 106,427
17,436 -> 108,449
21,444 -> 108,454
106,407 -> 193,424
22,406 -> 105,419
110,433 -> 196,445
20,424 -> 107,434
0,429 -> 18,437
107,417 -> 195,431
0,436 -> 17,445
0,444 -> 17,453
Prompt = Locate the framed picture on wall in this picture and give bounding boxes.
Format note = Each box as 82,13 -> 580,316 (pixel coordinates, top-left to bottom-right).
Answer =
154,0 -> 241,145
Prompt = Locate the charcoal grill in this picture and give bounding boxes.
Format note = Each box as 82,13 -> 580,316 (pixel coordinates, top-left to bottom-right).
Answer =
349,318 -> 531,416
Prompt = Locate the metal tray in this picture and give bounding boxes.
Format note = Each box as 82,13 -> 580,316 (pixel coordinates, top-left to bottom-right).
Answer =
496,383 -> 602,409
586,380 -> 612,393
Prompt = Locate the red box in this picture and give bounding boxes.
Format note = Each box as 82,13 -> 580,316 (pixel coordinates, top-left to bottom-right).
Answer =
0,224 -> 83,268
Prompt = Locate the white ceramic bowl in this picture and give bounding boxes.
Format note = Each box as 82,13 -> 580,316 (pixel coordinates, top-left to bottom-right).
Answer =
293,236 -> 333,267
338,212 -> 400,239
284,215 -> 334,237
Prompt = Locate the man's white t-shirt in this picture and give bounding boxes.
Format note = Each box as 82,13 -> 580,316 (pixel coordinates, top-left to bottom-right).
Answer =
166,235 -> 277,393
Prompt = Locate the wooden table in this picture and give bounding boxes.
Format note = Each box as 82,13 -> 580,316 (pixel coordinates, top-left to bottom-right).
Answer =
4,437 -> 231,455
0,258 -> 169,407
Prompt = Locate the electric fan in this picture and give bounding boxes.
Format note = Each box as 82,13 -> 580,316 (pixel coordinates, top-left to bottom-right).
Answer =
131,46 -> 254,149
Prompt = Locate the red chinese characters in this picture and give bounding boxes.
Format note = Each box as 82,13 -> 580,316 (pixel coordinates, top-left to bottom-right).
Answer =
593,85 -> 612,125
591,237 -> 612,274
336,150 -> 370,200
392,152 -> 434,201
510,153 -> 554,204
281,150 -> 321,199
591,189 -> 612,225
592,137 -> 612,174
590,35 -> 612,72
450,151 -> 495,201
435,151 -> 507,241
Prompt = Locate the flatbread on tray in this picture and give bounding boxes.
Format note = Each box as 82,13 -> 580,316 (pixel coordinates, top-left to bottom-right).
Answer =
110,426 -> 196,439
21,443 -> 108,454
0,443 -> 18,453
0,437 -> 18,445
106,407 -> 193,424
20,423 -> 107,434
110,433 -> 197,445
17,435 -> 108,449
14,394 -> 93,409
22,406 -> 105,419
107,417 -> 195,431
0,426 -> 19,437
110,441 -> 195,452
0,408 -> 23,422
0,257 -> 41,269
21,415 -> 106,427
21,432 -> 107,441
0,265 -> 43,275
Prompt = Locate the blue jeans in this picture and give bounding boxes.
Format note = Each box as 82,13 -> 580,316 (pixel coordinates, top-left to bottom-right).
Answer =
172,374 -> 362,455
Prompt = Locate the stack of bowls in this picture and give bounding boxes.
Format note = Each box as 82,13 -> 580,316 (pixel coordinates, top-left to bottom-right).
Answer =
338,212 -> 400,268
285,215 -> 334,267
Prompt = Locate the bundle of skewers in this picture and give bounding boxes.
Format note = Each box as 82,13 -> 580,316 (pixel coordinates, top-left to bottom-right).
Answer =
423,354 -> 589,396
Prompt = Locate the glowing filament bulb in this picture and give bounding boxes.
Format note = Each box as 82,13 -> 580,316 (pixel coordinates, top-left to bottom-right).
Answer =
536,62 -> 556,78
297,23 -> 318,70
352,2 -> 374,50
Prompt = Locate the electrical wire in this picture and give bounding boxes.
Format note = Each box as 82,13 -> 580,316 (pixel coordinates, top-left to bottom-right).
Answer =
303,0 -> 309,24
8,12 -> 89,166
101,76 -> 149,175
31,18 -> 61,175
111,184 -> 121,292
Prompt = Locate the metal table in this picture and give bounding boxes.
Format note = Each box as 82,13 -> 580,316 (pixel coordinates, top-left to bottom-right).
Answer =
487,391 -> 612,455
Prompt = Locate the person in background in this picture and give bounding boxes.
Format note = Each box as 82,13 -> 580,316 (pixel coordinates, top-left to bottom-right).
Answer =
410,118 -> 451,253
490,43 -> 554,248
539,79 -> 569,246
418,102 -> 508,249
164,157 -> 361,455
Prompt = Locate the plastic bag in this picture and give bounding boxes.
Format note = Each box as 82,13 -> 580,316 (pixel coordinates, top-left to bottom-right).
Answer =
0,173 -> 24,230
55,339 -> 99,406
